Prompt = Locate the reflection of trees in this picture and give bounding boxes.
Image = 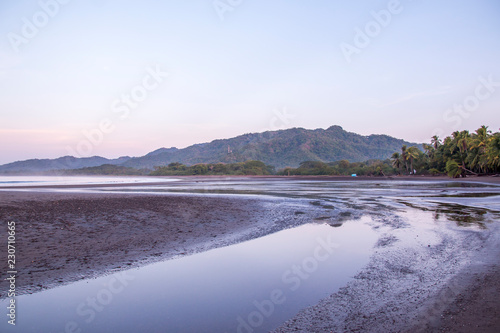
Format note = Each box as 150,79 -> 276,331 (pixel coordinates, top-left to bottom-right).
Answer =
398,200 -> 492,228
432,203 -> 488,228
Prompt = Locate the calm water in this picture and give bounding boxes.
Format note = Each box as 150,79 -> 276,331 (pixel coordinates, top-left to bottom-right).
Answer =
0,175 -> 175,187
0,221 -> 376,333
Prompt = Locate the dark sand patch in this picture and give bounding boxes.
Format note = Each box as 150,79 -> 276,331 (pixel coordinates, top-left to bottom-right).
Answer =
0,191 -> 318,297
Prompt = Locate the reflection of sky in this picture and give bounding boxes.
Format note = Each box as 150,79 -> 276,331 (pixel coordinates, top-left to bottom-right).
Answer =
1,1 -> 500,164
0,221 -> 377,333
98,178 -> 500,206
3,176 -> 499,211
0,175 -> 177,187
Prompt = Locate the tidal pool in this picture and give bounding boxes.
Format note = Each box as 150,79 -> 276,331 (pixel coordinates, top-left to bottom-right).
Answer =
0,220 -> 376,333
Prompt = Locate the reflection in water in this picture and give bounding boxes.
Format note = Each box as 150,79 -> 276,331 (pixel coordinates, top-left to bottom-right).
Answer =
398,200 -> 491,228
433,203 -> 488,228
0,175 -> 175,187
89,178 -> 500,213
433,192 -> 500,198
0,221 -> 377,333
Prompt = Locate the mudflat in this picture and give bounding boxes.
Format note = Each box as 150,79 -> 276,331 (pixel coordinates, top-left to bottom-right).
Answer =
0,190 -> 316,296
1,176 -> 499,332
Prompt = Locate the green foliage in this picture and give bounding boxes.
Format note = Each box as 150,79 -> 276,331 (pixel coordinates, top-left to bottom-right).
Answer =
446,160 -> 461,178
122,126 -> 421,170
393,125 -> 500,178
428,168 -> 442,176
149,160 -> 274,176
277,159 -> 398,176
62,164 -> 148,175
292,161 -> 334,175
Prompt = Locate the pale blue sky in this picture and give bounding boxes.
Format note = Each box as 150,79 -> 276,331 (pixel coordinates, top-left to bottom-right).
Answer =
1,0 -> 499,164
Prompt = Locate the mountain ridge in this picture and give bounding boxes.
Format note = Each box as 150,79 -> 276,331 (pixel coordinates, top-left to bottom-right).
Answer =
0,156 -> 131,173
0,126 -> 421,173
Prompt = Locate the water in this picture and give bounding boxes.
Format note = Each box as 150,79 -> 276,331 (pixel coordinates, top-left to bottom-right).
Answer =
94,177 -> 500,211
0,221 -> 376,333
0,175 -> 176,187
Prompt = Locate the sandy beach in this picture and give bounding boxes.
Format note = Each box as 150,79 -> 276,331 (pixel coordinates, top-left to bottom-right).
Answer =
1,176 -> 499,332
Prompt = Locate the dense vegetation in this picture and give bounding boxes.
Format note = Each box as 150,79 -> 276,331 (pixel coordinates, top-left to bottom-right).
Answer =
417,125 -> 500,178
279,160 -> 396,176
150,161 -> 275,176
122,126 -> 419,169
0,156 -> 130,173
62,164 -> 149,175
279,126 -> 500,178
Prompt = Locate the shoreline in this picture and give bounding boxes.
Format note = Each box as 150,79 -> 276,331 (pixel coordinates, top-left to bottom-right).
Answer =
1,174 -> 499,191
0,179 -> 499,332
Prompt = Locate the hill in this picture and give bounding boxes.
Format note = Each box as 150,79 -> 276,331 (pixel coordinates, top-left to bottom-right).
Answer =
0,126 -> 421,173
0,156 -> 131,174
122,126 -> 420,169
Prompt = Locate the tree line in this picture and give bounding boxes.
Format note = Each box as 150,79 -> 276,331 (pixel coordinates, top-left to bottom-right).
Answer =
389,125 -> 499,177
419,125 -> 499,177
55,126 -> 499,178
150,160 -> 275,176
278,159 -> 396,176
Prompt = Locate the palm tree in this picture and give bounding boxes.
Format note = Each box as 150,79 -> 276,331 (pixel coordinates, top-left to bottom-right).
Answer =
401,145 -> 409,173
431,135 -> 441,149
486,133 -> 500,170
391,152 -> 402,174
423,143 -> 435,160
446,160 -> 461,178
448,130 -> 471,176
406,146 -> 420,174
390,125 -> 499,178
468,125 -> 491,173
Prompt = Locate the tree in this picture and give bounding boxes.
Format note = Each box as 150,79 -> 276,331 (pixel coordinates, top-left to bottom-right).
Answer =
468,125 -> 491,173
391,152 -> 402,174
406,146 -> 420,174
423,143 -> 435,160
192,164 -> 208,175
449,130 -> 470,177
401,145 -> 409,173
431,135 -> 441,149
392,125 -> 499,178
168,162 -> 186,171
486,132 -> 500,170
446,160 -> 461,178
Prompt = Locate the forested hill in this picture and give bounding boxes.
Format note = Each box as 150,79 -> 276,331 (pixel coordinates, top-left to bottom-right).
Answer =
122,126 -> 420,169
0,156 -> 131,173
0,126 -> 421,173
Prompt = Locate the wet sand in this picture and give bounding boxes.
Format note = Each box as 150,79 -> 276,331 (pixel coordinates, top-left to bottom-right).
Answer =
0,191 -> 318,296
1,177 -> 499,332
273,215 -> 500,333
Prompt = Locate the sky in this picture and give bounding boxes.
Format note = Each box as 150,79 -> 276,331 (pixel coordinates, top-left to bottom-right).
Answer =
1,0 -> 499,164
